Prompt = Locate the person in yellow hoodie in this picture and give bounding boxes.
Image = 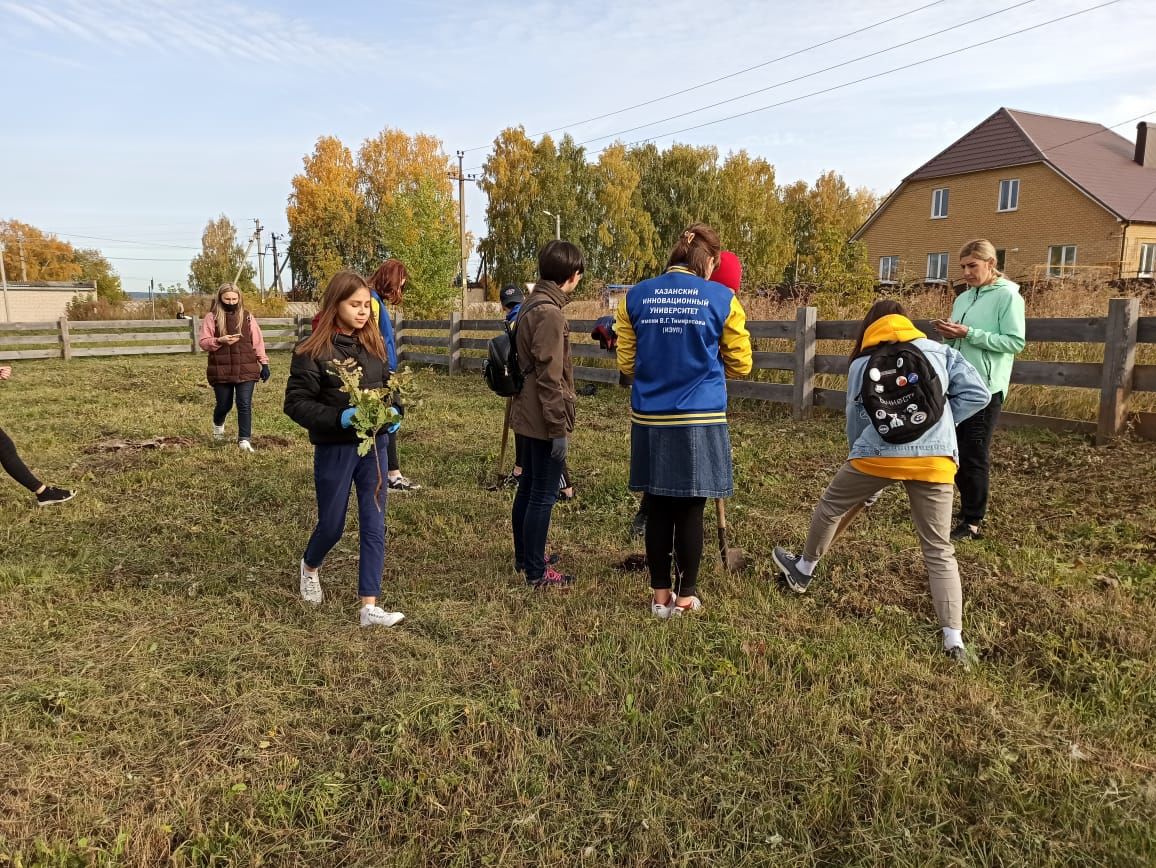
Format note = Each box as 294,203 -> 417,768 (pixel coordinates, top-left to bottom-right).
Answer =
772,300 -> 990,665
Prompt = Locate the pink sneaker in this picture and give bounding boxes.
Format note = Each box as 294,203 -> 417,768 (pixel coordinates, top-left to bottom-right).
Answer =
529,565 -> 575,589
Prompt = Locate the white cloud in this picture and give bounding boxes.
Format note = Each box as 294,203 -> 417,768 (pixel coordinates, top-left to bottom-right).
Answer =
0,0 -> 377,65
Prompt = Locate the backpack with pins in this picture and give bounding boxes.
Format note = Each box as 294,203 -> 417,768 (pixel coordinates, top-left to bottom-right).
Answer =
483,296 -> 548,397
859,341 -> 945,444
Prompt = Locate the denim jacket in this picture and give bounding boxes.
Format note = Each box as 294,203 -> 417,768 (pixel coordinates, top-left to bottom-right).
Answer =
846,316 -> 991,463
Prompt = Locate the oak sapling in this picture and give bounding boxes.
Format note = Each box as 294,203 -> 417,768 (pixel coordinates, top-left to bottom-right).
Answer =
329,359 -> 420,507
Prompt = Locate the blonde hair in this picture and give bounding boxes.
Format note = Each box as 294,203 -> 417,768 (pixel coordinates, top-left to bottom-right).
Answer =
958,239 -> 1002,278
214,283 -> 245,338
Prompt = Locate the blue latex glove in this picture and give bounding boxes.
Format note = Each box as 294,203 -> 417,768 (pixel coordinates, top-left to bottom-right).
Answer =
386,418 -> 401,435
260,364 -> 271,382
340,407 -> 358,428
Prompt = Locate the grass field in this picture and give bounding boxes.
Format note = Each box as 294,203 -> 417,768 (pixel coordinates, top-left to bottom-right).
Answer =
1,355 -> 1154,867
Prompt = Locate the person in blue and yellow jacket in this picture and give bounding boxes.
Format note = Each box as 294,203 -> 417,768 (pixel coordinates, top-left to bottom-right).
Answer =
615,223 -> 752,618
367,259 -> 421,492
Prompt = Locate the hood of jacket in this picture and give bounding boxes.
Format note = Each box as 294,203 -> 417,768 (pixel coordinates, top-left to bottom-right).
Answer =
859,314 -> 926,352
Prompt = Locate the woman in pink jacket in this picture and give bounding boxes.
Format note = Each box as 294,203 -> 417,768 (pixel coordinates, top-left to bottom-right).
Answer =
199,283 -> 269,452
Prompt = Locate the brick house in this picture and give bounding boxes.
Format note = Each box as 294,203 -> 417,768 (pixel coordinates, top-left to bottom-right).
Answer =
852,108 -> 1156,286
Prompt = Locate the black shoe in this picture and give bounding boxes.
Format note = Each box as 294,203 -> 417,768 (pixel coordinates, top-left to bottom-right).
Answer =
501,472 -> 521,489
772,546 -> 812,593
950,522 -> 983,541
527,564 -> 575,589
36,486 -> 76,507
630,510 -> 647,538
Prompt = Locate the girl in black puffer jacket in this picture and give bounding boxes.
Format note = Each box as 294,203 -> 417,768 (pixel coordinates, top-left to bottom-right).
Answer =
284,271 -> 404,628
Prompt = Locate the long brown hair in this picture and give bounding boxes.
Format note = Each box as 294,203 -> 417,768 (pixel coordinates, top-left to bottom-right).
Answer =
665,223 -> 721,278
296,271 -> 388,361
213,283 -> 245,338
850,299 -> 908,360
368,259 -> 407,306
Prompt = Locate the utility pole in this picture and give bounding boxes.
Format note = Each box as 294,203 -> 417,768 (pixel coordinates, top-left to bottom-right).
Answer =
0,241 -> 10,323
253,218 -> 266,298
270,233 -> 283,294
149,278 -> 156,320
17,237 -> 27,282
456,151 -> 469,313
543,210 -> 561,240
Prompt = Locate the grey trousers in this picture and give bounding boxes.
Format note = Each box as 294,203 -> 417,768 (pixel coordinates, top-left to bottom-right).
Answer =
803,462 -> 963,630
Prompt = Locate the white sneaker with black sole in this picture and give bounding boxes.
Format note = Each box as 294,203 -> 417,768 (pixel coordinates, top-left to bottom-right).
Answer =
360,605 -> 405,627
772,546 -> 813,593
299,559 -> 323,605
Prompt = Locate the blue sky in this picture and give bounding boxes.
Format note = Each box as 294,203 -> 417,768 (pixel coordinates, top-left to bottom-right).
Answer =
2,0 -> 1154,293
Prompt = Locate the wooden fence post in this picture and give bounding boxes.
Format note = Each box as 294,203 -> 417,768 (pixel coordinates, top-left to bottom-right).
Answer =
189,315 -> 200,353
448,311 -> 462,374
394,308 -> 405,364
58,316 -> 71,361
793,305 -> 817,420
293,314 -> 302,340
1096,297 -> 1139,445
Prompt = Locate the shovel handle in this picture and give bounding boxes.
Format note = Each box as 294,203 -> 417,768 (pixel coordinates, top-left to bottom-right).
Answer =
716,498 -> 728,566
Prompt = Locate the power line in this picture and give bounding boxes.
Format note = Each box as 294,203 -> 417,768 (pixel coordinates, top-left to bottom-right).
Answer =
587,0 -> 1123,159
461,0 -> 951,152
33,230 -> 201,249
571,0 -> 1041,150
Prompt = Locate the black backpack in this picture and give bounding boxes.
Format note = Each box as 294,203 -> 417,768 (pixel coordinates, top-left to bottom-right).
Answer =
859,341 -> 945,444
482,296 -> 550,397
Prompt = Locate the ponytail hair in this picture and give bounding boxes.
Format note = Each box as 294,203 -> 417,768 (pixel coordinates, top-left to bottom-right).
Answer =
666,223 -> 721,278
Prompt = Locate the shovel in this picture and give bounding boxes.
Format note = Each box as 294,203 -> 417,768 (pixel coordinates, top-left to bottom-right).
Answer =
715,499 -> 750,571
490,398 -> 513,486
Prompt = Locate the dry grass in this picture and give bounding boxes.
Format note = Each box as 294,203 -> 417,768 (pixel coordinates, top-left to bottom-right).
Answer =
0,356 -> 1153,866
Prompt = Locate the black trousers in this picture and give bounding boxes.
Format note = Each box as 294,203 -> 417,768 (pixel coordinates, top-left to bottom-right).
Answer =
0,426 -> 41,492
955,391 -> 1003,525
645,495 -> 706,598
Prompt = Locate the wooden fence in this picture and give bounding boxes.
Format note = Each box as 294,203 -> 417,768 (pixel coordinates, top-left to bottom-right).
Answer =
2,301 -> 1153,444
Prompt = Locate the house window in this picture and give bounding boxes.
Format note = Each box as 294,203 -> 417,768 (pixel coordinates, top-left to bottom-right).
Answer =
931,187 -> 949,219
1048,245 -> 1077,278
995,249 -> 1007,271
927,252 -> 949,282
998,179 -> 1020,212
1139,243 -> 1156,278
879,256 -> 900,283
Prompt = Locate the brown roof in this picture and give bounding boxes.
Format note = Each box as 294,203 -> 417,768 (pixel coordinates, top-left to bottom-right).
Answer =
904,107 -> 1156,223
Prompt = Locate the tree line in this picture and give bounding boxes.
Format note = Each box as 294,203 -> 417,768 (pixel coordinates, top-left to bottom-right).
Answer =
478,128 -> 880,299
0,220 -> 124,301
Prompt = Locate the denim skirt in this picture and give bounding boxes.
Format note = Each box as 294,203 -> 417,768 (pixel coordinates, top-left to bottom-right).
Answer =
629,423 -> 733,498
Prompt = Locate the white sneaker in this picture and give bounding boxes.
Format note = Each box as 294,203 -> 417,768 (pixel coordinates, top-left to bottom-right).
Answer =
360,605 -> 405,627
299,559 -> 323,604
212,423 -> 226,440
651,594 -> 675,620
238,439 -> 255,453
670,596 -> 703,616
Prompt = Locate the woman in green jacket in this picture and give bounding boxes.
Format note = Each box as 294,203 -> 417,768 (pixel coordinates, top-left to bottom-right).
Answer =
933,239 -> 1026,540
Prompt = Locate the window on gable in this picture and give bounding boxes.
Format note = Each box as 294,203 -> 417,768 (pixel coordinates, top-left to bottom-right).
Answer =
879,256 -> 900,283
998,179 -> 1020,212
1048,245 -> 1077,278
1139,243 -> 1156,278
931,187 -> 949,219
926,252 -> 949,282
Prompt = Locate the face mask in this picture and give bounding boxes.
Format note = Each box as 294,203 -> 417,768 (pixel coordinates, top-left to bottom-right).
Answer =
221,302 -> 238,313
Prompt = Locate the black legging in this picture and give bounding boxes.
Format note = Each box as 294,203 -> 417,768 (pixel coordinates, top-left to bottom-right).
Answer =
386,430 -> 400,473
645,495 -> 706,598
0,426 -> 42,492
